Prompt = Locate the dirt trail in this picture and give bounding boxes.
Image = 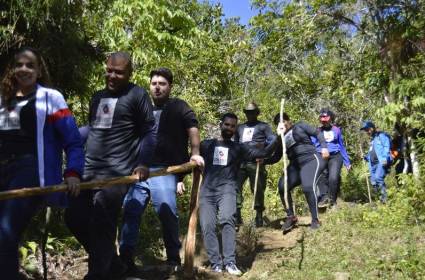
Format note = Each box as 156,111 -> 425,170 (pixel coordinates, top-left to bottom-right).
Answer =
103,217 -> 312,280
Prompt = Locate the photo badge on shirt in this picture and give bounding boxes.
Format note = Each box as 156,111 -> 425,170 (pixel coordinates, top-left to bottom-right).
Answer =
0,100 -> 28,130
241,127 -> 255,143
323,130 -> 335,142
284,129 -> 296,148
93,98 -> 118,129
213,146 -> 229,166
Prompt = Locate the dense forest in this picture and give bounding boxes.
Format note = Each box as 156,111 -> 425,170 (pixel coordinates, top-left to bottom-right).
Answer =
1,0 -> 425,279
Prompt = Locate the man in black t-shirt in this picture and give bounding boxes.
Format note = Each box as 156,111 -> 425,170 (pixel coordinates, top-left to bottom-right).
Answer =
119,67 -> 204,271
235,102 -> 275,227
65,52 -> 156,280
200,113 -> 276,275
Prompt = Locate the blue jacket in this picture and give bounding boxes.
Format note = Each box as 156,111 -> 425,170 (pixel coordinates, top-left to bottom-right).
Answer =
366,131 -> 392,165
35,85 -> 85,207
311,125 -> 351,167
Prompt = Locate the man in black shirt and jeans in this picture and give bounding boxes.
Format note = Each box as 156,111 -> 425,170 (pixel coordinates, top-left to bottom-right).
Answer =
65,52 -> 157,280
200,113 -> 277,275
119,67 -> 204,271
235,102 -> 275,227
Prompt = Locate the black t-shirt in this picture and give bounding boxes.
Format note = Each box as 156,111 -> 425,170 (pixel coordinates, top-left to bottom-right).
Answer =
0,92 -> 37,157
265,122 -> 327,165
234,120 -> 274,147
151,98 -> 198,166
84,83 -> 155,178
200,138 -> 276,197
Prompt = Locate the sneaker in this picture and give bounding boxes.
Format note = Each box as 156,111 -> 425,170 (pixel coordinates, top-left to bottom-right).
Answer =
225,262 -> 242,276
282,216 -> 298,234
211,264 -> 223,273
310,219 -> 320,230
166,259 -> 182,272
328,203 -> 338,212
318,197 -> 330,208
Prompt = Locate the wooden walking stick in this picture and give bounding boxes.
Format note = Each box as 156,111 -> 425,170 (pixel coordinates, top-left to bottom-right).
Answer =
183,168 -> 203,277
359,144 -> 372,204
0,161 -> 197,201
279,99 -> 290,210
252,161 -> 260,210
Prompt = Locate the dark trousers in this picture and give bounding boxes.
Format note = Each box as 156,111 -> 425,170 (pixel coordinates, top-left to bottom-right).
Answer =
317,152 -> 343,204
199,191 -> 236,267
0,155 -> 43,280
278,154 -> 325,221
65,181 -> 129,279
236,162 -> 267,211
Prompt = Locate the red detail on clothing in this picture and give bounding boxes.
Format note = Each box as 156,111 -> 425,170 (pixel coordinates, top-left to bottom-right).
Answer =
64,170 -> 81,179
47,108 -> 72,123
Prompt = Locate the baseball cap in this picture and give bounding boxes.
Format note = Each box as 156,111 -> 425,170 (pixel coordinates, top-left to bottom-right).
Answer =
360,120 -> 375,131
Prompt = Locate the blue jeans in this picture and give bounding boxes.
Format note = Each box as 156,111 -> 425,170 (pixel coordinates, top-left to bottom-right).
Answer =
0,155 -> 43,279
369,162 -> 389,202
120,167 -> 181,262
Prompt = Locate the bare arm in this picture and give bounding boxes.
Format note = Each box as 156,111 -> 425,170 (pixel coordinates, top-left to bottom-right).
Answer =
188,127 -> 204,166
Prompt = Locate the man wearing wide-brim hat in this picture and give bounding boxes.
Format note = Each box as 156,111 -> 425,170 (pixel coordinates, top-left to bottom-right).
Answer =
234,102 -> 275,227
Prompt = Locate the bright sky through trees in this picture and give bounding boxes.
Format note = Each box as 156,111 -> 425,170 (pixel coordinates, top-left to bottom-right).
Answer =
208,0 -> 258,25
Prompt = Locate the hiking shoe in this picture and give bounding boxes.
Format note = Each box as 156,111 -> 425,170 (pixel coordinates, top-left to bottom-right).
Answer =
166,259 -> 182,272
236,208 -> 243,225
255,211 -> 264,227
211,264 -> 223,273
225,262 -> 242,276
310,219 -> 321,230
282,216 -> 298,234
318,197 -> 330,208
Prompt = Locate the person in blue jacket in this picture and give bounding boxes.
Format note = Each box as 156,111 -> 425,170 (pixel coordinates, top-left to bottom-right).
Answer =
312,109 -> 351,208
0,47 -> 84,279
360,120 -> 392,203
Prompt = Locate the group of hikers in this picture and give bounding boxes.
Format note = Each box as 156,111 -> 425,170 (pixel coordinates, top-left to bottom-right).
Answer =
0,48 -> 396,279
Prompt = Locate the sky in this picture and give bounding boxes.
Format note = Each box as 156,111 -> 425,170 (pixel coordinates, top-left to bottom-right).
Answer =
208,0 -> 258,26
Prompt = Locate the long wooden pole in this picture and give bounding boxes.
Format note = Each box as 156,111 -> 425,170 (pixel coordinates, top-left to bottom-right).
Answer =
0,161 -> 197,201
280,99 -> 289,209
252,161 -> 260,210
183,168 -> 203,277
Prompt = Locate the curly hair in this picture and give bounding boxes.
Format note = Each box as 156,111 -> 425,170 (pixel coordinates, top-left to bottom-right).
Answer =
1,47 -> 51,106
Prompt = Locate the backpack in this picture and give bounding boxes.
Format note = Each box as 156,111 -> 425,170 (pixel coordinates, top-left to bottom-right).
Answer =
377,131 -> 399,165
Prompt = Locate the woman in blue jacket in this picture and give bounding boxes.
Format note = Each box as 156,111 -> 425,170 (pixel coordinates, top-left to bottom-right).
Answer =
312,109 -> 351,208
0,47 -> 84,279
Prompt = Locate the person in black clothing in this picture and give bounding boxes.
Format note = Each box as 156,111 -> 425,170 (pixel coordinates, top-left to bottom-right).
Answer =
64,52 -> 157,280
235,102 -> 275,227
119,67 -> 204,271
200,113 -> 277,275
266,113 -> 329,233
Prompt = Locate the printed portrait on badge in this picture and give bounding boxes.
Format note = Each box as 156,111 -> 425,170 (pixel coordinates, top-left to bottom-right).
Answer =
285,130 -> 296,148
241,127 -> 255,143
93,98 -> 118,129
323,130 -> 335,142
0,100 -> 28,130
213,146 -> 229,166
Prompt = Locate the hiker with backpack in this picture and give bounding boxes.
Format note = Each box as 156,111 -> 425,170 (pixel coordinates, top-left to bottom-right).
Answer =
312,109 -> 351,209
360,121 -> 392,203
